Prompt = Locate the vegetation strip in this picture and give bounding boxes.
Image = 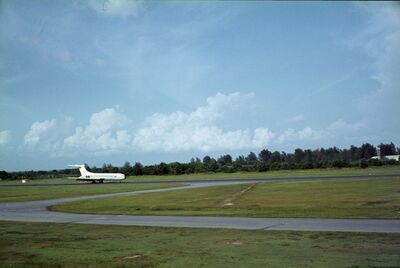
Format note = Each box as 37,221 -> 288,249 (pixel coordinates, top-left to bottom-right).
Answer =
3,142 -> 399,180
1,221 -> 399,267
215,183 -> 257,208
0,183 -> 184,203
1,172 -> 400,188
53,178 -> 400,219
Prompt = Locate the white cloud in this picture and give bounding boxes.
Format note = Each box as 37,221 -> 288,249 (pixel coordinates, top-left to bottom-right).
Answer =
0,130 -> 11,145
23,118 -> 75,153
86,0 -> 143,17
289,114 -> 305,122
132,92 -> 274,152
62,108 -> 131,153
354,4 -> 400,119
277,127 -> 322,145
22,94 -> 368,157
277,119 -> 364,146
252,128 -> 275,148
21,93 -> 276,156
326,119 -> 363,133
24,119 -> 56,146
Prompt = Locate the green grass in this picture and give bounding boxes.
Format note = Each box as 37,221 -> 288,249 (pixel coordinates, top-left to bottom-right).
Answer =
0,183 -> 184,203
54,178 -> 400,218
0,221 -> 399,267
0,177 -> 78,185
2,165 -> 399,185
125,165 -> 400,182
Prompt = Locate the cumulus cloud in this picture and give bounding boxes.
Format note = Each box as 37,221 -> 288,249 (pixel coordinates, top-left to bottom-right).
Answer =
62,108 -> 131,153
24,119 -> 56,146
277,119 -> 364,146
23,118 -> 74,153
326,119 -> 363,133
289,114 -> 305,122
277,127 -> 321,144
354,4 -> 400,118
0,130 -> 11,145
86,0 -> 143,17
22,93 -> 368,157
132,92 -> 274,152
21,93 -> 276,156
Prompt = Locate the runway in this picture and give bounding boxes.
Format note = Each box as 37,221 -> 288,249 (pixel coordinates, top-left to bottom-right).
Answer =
1,181 -> 400,233
1,173 -> 399,187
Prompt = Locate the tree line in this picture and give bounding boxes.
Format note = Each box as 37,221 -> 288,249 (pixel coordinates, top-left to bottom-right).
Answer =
1,142 -> 399,180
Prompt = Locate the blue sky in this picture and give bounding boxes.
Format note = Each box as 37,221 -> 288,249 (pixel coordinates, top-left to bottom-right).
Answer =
1,1 -> 399,171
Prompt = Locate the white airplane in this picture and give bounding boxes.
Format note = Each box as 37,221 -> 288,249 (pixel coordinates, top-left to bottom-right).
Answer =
68,165 -> 126,183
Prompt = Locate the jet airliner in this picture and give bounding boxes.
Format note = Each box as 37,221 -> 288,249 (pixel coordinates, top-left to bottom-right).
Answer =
68,165 -> 126,183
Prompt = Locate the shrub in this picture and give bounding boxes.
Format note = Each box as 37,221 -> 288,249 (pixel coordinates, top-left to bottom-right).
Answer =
359,159 -> 368,168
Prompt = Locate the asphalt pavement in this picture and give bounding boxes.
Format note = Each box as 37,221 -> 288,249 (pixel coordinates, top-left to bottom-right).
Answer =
1,180 -> 400,233
1,173 -> 399,187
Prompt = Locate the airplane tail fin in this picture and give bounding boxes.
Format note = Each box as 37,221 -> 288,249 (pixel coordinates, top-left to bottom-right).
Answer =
68,165 -> 91,176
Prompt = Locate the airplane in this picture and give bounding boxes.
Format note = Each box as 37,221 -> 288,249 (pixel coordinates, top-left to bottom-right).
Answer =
68,165 -> 126,183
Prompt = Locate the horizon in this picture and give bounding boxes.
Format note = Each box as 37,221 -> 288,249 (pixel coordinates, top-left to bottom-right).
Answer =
1,1 -> 399,171
5,141 -> 398,173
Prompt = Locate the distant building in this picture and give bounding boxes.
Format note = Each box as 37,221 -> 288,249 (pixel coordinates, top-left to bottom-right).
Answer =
371,155 -> 400,161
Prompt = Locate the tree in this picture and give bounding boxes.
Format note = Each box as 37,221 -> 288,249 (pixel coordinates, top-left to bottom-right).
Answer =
270,151 -> 282,163
132,162 -> 144,176
235,155 -> 246,164
203,155 -> 212,164
210,161 -> 219,172
0,170 -> 10,180
102,163 -> 117,173
303,149 -> 314,163
190,157 -> 202,164
258,149 -> 272,163
170,162 -> 185,175
378,142 -> 397,156
155,162 -> 170,175
217,154 -> 232,165
349,145 -> 361,161
245,152 -> 258,165
359,159 -> 368,168
121,161 -> 131,175
256,162 -> 269,172
360,143 -> 377,159
294,148 -> 304,163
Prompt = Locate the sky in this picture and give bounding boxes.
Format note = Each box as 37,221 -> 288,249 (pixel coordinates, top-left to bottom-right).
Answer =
0,1 -> 399,171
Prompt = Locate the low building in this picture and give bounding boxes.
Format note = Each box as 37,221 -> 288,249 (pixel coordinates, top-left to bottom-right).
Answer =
371,155 -> 400,161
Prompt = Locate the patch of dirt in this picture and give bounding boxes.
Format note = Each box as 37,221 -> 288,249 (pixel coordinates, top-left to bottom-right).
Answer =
123,254 -> 142,260
215,183 -> 257,208
226,240 -> 245,245
0,251 -> 37,261
363,200 -> 390,206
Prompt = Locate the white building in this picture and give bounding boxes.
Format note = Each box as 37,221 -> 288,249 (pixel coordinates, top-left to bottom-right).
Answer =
371,155 -> 400,161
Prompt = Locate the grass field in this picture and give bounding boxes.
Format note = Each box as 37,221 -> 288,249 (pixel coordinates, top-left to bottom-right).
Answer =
54,178 -> 400,218
1,221 -> 399,267
0,183 -> 184,203
126,165 -> 400,182
2,166 -> 400,185
0,177 -> 77,185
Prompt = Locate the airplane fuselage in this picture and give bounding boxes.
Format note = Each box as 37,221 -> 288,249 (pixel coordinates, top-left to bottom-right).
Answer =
69,165 -> 126,183
79,173 -> 125,181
